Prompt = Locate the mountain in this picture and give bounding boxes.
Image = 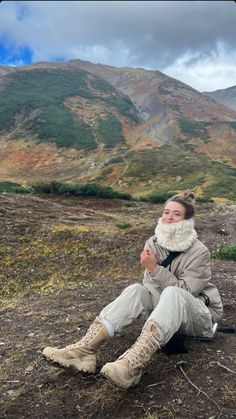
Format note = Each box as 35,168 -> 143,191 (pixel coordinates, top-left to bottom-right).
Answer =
204,85 -> 236,112
0,59 -> 236,201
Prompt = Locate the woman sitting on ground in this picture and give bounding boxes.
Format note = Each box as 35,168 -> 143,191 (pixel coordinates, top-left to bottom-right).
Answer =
43,191 -> 223,389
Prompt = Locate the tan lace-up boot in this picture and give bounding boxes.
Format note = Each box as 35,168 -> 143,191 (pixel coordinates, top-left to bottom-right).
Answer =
101,321 -> 161,388
42,317 -> 110,373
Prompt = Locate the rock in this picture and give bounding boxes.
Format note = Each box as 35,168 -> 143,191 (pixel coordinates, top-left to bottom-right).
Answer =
177,398 -> 183,405
25,365 -> 34,373
6,390 -> 15,396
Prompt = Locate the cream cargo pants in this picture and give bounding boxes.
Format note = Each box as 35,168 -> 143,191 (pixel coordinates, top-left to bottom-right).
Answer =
99,284 -> 213,345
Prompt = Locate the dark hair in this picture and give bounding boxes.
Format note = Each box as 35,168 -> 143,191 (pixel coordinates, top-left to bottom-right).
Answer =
165,191 -> 196,219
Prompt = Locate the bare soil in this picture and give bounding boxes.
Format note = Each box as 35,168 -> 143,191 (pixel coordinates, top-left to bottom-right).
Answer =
0,194 -> 235,419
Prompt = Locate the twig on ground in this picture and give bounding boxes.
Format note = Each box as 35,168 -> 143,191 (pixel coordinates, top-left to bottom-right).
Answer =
176,362 -> 221,412
211,361 -> 236,374
146,381 -> 164,388
216,408 -> 223,419
1,380 -> 20,384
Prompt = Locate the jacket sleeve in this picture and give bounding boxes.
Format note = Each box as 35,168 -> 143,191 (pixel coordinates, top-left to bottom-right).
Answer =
146,246 -> 211,296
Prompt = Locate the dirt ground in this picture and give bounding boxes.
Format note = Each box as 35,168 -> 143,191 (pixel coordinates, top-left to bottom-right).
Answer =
0,193 -> 235,419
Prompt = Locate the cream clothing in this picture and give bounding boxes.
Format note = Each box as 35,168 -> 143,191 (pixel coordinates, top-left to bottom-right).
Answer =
143,236 -> 223,323
99,284 -> 213,346
100,218 -> 223,344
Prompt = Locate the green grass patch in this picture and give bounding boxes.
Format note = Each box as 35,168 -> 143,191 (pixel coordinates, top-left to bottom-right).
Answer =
31,181 -> 132,200
178,119 -> 210,141
97,113 -> 126,148
202,161 -> 236,201
212,245 -> 236,261
125,146 -> 209,180
0,68 -> 97,149
115,222 -> 132,229
179,119 -> 236,141
140,190 -> 177,203
124,146 -> 236,201
29,104 -> 96,149
107,95 -> 140,122
90,76 -> 115,93
0,68 -> 139,150
195,196 -> 214,203
226,121 -> 236,131
0,181 -> 32,194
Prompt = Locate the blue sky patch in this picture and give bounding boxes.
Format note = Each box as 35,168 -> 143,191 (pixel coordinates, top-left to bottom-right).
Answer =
0,43 -> 33,66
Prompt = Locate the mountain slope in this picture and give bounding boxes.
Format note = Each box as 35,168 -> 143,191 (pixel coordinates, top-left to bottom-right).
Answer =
204,85 -> 236,112
70,59 -> 236,119
0,67 -> 140,150
0,60 -> 236,201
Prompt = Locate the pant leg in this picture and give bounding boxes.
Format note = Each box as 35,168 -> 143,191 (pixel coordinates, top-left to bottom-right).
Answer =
147,286 -> 213,346
99,283 -> 153,333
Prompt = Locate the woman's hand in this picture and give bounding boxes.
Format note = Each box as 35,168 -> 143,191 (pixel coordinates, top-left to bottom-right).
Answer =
140,248 -> 157,273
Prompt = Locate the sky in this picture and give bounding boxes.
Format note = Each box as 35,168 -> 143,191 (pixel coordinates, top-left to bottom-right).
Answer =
0,0 -> 236,92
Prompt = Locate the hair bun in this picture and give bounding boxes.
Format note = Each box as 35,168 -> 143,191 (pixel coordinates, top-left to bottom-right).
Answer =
182,191 -> 195,202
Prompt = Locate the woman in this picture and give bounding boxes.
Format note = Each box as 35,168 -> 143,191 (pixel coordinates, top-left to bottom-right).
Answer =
43,191 -> 223,389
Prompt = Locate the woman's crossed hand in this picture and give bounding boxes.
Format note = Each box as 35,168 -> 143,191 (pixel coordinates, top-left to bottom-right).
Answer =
140,248 -> 157,273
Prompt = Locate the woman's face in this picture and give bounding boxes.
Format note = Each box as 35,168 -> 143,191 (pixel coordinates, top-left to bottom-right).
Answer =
161,201 -> 186,224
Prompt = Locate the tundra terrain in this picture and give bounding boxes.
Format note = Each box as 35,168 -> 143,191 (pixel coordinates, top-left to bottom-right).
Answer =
0,193 -> 235,418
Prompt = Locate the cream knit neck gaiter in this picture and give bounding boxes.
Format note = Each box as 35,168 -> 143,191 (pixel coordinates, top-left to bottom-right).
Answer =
154,218 -> 198,252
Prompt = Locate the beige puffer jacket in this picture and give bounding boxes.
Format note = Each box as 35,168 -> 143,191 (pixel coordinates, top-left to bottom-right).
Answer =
142,236 -> 223,323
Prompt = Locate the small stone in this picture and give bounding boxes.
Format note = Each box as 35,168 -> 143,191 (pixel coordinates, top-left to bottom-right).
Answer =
28,332 -> 35,337
25,365 -> 34,373
7,390 -> 15,396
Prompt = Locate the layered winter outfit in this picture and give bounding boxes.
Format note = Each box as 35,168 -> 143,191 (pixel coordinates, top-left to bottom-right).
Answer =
100,218 -> 222,337
43,215 -> 223,389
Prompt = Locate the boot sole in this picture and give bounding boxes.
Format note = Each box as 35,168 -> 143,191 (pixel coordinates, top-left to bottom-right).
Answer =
43,353 -> 96,374
100,365 -> 140,389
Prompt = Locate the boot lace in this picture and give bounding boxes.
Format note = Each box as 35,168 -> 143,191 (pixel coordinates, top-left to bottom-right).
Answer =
65,320 -> 103,351
121,326 -> 160,368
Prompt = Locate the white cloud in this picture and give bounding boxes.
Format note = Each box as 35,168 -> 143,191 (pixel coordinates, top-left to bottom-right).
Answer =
163,42 -> 236,91
0,1 -> 236,91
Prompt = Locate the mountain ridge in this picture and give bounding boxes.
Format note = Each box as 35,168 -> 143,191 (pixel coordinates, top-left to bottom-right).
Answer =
0,59 -> 236,201
204,85 -> 236,112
